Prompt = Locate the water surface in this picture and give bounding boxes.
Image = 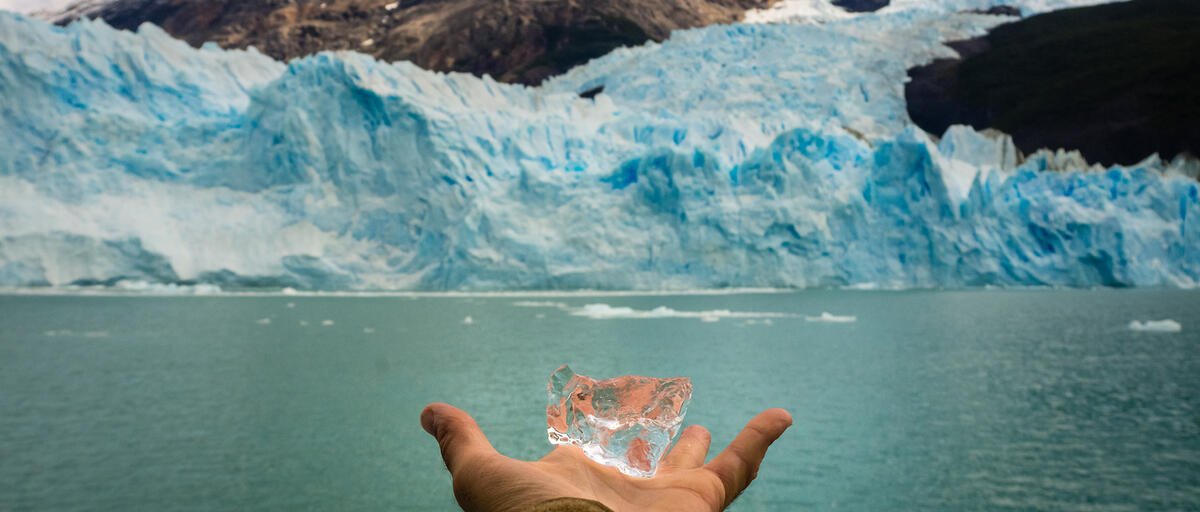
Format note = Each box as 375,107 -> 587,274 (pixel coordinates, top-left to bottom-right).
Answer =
1,290 -> 1198,511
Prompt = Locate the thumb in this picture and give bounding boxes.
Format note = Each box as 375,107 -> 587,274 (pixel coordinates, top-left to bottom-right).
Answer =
420,403 -> 498,475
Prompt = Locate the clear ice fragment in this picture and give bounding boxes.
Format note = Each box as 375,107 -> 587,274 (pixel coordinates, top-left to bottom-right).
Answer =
546,365 -> 692,478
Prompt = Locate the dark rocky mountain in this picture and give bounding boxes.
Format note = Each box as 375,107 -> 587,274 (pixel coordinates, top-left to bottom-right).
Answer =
831,0 -> 887,13
51,0 -> 775,85
906,0 -> 1200,166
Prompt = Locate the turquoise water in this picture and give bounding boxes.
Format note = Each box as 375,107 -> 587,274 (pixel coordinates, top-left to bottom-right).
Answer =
1,290 -> 1198,511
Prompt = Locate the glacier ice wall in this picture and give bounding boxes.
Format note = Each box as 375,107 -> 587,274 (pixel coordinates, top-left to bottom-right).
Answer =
0,11 -> 1196,290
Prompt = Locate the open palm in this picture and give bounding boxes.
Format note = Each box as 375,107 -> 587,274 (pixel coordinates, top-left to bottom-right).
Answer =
420,403 -> 793,512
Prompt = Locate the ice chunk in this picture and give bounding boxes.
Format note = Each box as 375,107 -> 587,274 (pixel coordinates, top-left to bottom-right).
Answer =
546,366 -> 691,478
805,312 -> 857,323
256,317 -> 271,325
569,304 -> 792,321
321,319 -> 334,326
1128,319 -> 1182,333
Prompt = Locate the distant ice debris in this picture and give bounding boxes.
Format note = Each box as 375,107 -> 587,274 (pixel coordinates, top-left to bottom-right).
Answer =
281,288 -> 299,296
108,280 -> 221,295
805,312 -> 857,323
256,317 -> 272,325
570,303 -> 793,322
462,316 -> 474,324
299,320 -> 309,326
44,329 -> 108,337
363,327 -> 375,333
1128,319 -> 1182,333
321,319 -> 334,326
286,302 -> 295,308
513,301 -> 570,308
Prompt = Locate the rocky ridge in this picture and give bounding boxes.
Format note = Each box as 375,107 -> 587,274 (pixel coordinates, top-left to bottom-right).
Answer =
49,0 -> 775,85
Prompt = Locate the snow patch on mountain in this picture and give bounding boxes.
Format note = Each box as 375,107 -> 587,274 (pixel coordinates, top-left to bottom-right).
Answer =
744,0 -> 1127,23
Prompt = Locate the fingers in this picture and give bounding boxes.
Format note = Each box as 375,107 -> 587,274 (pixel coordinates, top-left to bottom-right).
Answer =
704,408 -> 792,508
420,403 -> 498,475
662,425 -> 712,470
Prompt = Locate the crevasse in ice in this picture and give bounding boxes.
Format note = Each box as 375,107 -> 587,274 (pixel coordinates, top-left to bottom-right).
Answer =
0,9 -> 1196,290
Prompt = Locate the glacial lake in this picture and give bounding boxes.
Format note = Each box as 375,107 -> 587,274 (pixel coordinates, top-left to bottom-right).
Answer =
1,289 -> 1198,511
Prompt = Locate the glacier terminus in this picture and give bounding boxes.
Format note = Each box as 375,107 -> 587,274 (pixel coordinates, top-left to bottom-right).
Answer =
0,5 -> 1197,291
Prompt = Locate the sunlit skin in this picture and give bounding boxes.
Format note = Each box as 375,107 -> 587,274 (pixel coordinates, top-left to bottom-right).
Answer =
420,403 -> 793,512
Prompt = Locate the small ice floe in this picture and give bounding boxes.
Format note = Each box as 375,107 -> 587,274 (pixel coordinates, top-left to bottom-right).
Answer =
805,312 -> 857,323
462,316 -> 474,324
299,320 -> 309,326
513,301 -> 570,309
363,327 -> 375,334
536,313 -> 546,319
1128,319 -> 1182,333
45,329 -> 108,337
321,319 -> 335,326
281,287 -> 299,295
570,303 -> 792,322
256,317 -> 272,325
286,302 -> 296,308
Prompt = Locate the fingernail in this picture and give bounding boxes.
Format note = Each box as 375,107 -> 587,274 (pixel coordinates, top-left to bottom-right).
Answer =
420,406 -> 438,435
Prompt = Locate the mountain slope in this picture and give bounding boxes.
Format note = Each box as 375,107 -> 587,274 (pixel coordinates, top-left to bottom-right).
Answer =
48,0 -> 774,85
906,0 -> 1200,166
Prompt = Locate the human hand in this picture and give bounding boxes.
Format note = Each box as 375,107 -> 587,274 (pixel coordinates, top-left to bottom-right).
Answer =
420,403 -> 793,512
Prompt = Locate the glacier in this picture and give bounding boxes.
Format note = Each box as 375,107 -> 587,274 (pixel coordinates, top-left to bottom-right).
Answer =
0,8 -> 1197,290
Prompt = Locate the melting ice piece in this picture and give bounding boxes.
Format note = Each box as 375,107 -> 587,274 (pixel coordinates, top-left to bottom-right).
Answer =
1128,319 -> 1182,332
546,366 -> 691,478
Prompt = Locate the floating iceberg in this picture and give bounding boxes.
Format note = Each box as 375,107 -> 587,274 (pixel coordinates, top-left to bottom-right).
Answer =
546,366 -> 692,477
0,11 -> 1197,290
1128,319 -> 1182,333
571,303 -> 792,322
805,312 -> 857,323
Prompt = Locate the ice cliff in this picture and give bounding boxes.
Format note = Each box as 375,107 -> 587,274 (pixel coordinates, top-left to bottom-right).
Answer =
0,8 -> 1196,290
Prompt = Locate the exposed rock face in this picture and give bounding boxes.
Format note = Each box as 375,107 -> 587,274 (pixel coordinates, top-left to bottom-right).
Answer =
969,5 -> 1021,16
831,0 -> 888,13
51,0 -> 775,85
906,0 -> 1200,166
